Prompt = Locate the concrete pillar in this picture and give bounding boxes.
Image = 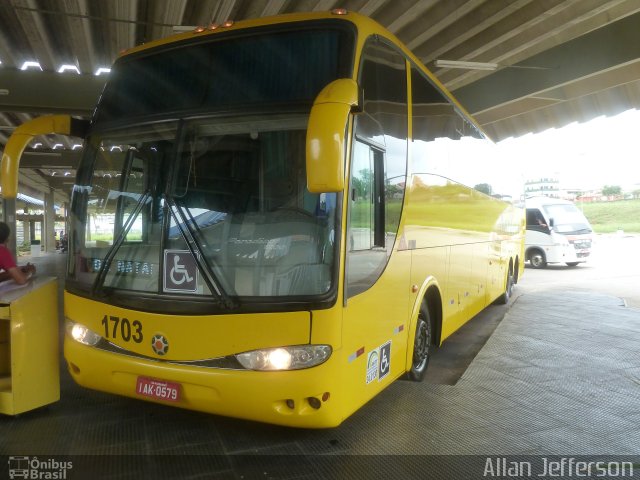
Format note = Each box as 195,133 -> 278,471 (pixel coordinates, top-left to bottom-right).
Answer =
29,221 -> 36,242
44,190 -> 56,253
23,220 -> 31,244
2,198 -> 18,257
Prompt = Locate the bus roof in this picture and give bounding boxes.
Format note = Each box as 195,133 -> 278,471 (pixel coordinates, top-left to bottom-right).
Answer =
122,11 -> 376,58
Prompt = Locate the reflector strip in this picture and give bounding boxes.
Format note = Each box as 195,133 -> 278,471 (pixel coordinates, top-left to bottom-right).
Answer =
393,325 -> 405,335
348,346 -> 365,363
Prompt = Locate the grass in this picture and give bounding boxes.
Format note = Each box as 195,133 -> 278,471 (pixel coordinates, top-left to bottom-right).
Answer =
352,194 -> 640,234
579,199 -> 640,233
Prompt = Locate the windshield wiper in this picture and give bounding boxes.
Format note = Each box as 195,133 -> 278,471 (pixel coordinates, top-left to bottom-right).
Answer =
166,195 -> 236,310
92,190 -> 151,296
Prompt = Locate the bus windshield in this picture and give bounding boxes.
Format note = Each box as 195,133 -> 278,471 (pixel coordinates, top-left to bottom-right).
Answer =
66,23 -> 353,312
543,203 -> 592,234
67,115 -> 338,311
95,24 -> 353,125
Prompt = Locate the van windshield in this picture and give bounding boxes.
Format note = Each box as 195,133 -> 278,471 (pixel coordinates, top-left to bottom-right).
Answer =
543,204 -> 592,234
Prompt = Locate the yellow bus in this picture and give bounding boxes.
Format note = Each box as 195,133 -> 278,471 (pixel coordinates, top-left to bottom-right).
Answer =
2,10 -> 524,428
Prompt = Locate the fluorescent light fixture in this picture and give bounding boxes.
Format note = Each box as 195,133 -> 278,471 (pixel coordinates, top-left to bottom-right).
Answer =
0,89 -> 8,96
173,26 -> 195,33
58,64 -> 80,74
72,144 -> 82,150
435,59 -> 498,71
33,142 -> 43,148
52,143 -> 63,149
20,61 -> 43,71
94,67 -> 111,76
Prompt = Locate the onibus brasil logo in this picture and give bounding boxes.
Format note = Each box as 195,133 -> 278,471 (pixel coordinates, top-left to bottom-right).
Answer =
8,456 -> 72,479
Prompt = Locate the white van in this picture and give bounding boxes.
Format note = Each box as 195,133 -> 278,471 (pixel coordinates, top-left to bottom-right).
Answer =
525,197 -> 594,268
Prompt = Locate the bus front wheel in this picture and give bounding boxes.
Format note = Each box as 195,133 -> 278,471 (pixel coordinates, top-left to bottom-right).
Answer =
406,304 -> 433,382
528,249 -> 547,269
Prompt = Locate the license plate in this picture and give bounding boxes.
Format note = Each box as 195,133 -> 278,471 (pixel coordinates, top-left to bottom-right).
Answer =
136,376 -> 180,402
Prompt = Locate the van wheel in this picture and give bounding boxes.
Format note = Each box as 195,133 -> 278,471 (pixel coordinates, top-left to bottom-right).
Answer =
406,304 -> 433,382
566,262 -> 579,267
528,249 -> 547,269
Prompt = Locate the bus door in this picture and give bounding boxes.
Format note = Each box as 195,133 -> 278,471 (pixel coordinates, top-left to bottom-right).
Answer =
341,37 -> 410,399
344,139 -> 410,392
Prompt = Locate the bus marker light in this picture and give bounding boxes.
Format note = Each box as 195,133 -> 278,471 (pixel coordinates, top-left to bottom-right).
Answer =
286,399 -> 295,409
331,8 -> 348,15
208,23 -> 219,31
193,26 -> 205,33
308,397 -> 321,409
322,392 -> 330,402
222,20 -> 234,27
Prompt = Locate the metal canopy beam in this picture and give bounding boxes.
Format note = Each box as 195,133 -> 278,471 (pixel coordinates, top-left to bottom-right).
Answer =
0,69 -> 105,115
454,11 -> 640,115
18,151 -> 82,169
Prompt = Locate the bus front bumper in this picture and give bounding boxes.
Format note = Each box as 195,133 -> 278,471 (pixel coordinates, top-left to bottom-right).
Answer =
64,336 -> 345,428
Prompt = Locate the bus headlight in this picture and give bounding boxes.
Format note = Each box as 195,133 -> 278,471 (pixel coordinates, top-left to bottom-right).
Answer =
236,345 -> 332,371
66,320 -> 102,346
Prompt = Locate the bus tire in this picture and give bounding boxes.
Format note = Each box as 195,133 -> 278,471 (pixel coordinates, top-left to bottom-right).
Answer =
528,249 -> 547,269
497,267 -> 514,305
406,303 -> 433,382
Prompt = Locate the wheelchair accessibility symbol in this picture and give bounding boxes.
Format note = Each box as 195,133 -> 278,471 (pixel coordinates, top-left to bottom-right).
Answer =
378,341 -> 391,380
163,250 -> 198,292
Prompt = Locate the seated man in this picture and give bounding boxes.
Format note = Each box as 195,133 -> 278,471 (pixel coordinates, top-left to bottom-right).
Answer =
0,222 -> 36,284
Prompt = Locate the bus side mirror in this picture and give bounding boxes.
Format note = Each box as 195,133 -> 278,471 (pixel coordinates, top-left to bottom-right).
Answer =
549,218 -> 555,228
306,78 -> 360,193
1,115 -> 89,198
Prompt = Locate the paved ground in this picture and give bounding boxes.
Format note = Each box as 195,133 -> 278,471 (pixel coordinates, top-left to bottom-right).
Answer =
519,233 -> 640,308
1,235 -> 639,479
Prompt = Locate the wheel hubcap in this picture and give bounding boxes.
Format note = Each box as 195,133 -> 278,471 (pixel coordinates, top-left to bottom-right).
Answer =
413,315 -> 430,371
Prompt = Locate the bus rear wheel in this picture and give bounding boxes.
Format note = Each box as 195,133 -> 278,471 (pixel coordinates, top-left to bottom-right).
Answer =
406,304 -> 433,382
528,249 -> 547,269
497,267 -> 514,305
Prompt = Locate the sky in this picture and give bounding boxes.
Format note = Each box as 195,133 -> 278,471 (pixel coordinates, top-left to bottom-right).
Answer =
495,108 -> 640,194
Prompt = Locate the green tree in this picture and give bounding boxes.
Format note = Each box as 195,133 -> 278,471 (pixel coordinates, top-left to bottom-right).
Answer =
352,168 -> 372,199
474,183 -> 492,195
602,185 -> 621,196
